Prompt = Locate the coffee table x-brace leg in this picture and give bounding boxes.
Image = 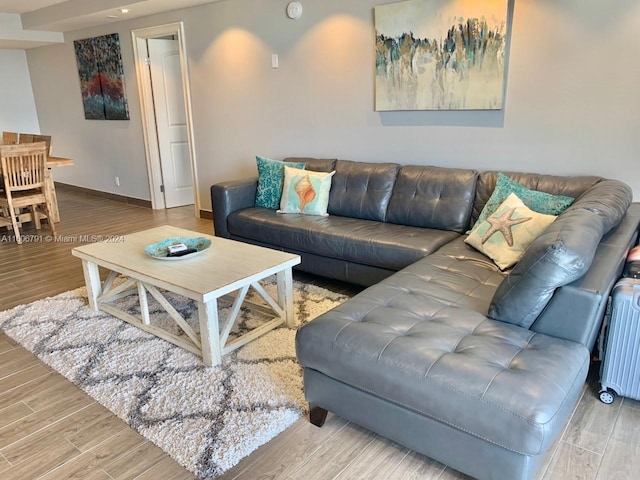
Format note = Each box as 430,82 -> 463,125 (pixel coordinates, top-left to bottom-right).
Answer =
81,260 -> 295,366
199,268 -> 295,365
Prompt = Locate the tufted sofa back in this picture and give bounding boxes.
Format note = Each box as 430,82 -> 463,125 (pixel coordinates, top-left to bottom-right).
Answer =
327,160 -> 400,222
295,159 -> 480,231
386,165 -> 478,233
284,157 -> 337,173
488,178 -> 633,345
471,171 -> 603,226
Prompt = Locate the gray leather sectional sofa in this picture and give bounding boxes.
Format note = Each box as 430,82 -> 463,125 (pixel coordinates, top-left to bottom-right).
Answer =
211,158 -> 640,480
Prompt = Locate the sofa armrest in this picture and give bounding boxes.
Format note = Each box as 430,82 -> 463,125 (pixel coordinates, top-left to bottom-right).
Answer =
211,177 -> 257,238
530,203 -> 640,349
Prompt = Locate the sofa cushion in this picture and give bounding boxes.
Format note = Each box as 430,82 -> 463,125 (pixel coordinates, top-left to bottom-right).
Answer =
255,156 -> 305,210
466,193 -> 558,270
328,160 -> 400,222
284,157 -> 337,173
296,273 -> 589,456
386,165 -> 477,234
471,171 -> 602,227
227,208 -> 458,271
278,166 -> 335,216
471,173 -> 574,231
395,237 -> 507,313
489,179 -> 633,328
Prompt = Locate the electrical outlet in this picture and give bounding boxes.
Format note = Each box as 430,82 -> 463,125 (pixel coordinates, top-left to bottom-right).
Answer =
115,176 -> 120,187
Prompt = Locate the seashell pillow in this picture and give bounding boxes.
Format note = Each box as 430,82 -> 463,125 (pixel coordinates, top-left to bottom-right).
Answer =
278,166 -> 336,216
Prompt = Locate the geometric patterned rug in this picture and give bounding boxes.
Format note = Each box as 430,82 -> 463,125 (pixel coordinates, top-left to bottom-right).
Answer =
0,277 -> 349,479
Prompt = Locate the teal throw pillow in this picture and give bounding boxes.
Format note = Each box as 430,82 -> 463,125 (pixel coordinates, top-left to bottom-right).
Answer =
278,166 -> 336,216
471,173 -> 574,231
255,156 -> 305,210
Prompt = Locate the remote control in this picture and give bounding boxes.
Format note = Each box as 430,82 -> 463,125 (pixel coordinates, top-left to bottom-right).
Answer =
167,248 -> 198,257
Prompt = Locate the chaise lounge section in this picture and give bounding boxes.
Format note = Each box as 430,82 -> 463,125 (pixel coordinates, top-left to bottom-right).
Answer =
212,158 -> 640,479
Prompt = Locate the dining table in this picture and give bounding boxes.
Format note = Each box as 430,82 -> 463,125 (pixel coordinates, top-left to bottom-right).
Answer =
1,135 -> 73,224
46,156 -> 74,223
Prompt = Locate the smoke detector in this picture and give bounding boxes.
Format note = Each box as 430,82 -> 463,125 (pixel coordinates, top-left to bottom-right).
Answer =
286,2 -> 302,20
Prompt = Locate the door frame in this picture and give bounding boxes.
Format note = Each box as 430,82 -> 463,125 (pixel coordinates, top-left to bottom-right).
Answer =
131,22 -> 200,214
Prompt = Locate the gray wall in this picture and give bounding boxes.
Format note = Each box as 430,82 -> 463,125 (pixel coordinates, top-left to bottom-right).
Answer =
0,50 -> 40,134
27,24 -> 152,200
27,0 -> 640,207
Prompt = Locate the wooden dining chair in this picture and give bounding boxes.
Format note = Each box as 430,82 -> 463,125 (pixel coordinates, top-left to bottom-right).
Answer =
32,135 -> 53,155
2,132 -> 18,145
0,142 -> 56,244
18,133 -> 53,155
18,133 -> 34,143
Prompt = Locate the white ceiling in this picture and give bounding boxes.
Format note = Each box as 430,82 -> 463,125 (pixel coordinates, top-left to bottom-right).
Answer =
0,1 -> 67,14
0,0 -> 220,49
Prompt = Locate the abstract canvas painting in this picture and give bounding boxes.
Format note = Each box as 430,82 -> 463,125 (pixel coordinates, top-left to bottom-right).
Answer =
375,0 -> 509,111
74,33 -> 130,120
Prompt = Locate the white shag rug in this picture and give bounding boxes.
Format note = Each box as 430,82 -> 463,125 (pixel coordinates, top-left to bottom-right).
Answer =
0,277 -> 349,479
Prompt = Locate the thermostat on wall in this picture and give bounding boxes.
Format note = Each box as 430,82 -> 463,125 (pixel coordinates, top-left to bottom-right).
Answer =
286,2 -> 302,20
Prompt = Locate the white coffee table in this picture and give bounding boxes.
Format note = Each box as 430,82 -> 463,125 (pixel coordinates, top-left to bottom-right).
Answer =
71,225 -> 301,366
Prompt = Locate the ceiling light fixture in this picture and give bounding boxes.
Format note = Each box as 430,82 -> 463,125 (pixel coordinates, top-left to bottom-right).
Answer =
106,15 -> 118,18
120,8 -> 129,13
286,2 -> 302,20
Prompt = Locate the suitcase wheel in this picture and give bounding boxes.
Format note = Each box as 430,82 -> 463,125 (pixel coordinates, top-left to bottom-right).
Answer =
599,389 -> 616,404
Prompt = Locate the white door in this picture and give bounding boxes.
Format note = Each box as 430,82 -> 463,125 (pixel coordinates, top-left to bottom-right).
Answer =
148,38 -> 193,208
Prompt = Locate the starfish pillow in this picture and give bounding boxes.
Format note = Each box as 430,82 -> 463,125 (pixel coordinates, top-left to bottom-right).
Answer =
465,192 -> 558,270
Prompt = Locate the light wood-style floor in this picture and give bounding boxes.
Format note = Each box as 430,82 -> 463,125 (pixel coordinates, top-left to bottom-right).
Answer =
2,188 -> 640,480
0,188 -> 210,480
